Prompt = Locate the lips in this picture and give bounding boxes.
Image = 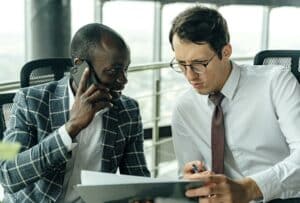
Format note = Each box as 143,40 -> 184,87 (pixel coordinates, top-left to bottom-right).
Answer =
111,84 -> 125,92
109,84 -> 125,100
190,82 -> 204,89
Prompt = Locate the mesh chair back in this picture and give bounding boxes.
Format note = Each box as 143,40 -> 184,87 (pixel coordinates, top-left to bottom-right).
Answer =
0,93 -> 15,140
20,58 -> 73,87
254,50 -> 300,83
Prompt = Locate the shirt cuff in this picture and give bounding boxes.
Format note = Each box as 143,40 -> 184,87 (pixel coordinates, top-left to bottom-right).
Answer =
58,125 -> 78,151
248,168 -> 281,202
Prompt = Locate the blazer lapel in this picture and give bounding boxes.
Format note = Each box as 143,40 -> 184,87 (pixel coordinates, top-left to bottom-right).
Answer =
100,105 -> 119,172
49,77 -> 70,132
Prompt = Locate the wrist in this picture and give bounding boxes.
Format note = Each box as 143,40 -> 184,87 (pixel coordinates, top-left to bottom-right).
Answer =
65,121 -> 80,138
239,177 -> 263,201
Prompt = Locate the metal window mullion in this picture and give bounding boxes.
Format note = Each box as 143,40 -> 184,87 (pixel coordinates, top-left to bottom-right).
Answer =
94,0 -> 104,23
151,1 -> 163,177
261,6 -> 271,50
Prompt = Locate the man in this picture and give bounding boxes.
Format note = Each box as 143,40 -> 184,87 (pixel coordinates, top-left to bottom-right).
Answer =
0,23 -> 150,202
169,6 -> 300,203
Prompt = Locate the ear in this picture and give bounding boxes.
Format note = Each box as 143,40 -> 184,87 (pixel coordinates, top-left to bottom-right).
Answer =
222,44 -> 232,59
74,58 -> 82,65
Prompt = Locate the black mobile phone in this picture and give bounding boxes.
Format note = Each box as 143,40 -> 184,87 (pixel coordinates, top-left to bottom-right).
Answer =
70,60 -> 100,88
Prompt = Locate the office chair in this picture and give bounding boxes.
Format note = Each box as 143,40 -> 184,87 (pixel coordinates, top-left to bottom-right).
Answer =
254,50 -> 300,83
20,58 -> 73,87
0,93 -> 15,140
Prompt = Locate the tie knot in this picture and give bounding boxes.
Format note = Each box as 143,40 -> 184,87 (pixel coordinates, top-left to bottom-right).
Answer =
209,92 -> 224,106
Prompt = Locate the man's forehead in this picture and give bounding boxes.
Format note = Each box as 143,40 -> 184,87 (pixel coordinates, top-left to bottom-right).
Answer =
92,46 -> 130,65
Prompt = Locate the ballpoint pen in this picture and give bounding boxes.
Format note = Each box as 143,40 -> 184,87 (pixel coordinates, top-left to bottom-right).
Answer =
192,163 -> 207,173
192,163 -> 199,173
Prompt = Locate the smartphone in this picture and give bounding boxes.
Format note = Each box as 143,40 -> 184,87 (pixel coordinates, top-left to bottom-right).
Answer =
70,60 -> 121,102
70,60 -> 100,88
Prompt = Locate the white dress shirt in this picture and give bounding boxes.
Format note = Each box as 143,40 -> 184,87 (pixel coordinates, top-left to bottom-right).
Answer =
172,62 -> 300,202
57,81 -> 108,203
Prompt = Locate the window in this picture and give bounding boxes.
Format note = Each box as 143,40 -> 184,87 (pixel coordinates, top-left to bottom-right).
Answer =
0,1 -> 25,83
269,7 -> 300,49
219,5 -> 264,58
71,0 -> 94,36
103,1 -> 155,64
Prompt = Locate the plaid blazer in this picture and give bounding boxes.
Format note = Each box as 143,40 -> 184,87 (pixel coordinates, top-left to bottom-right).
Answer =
0,77 -> 150,203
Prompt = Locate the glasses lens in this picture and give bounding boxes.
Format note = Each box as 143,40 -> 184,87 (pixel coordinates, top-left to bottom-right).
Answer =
172,63 -> 183,73
192,64 -> 206,74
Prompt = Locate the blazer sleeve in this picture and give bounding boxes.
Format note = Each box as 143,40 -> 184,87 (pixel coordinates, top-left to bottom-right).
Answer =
0,90 -> 70,193
119,100 -> 150,177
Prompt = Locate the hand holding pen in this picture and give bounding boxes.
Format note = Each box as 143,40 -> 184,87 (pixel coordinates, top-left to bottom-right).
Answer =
183,161 -> 216,201
183,161 -> 207,179
192,163 -> 206,173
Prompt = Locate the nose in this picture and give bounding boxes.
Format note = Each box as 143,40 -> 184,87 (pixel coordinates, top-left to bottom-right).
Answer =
185,66 -> 198,81
116,70 -> 128,85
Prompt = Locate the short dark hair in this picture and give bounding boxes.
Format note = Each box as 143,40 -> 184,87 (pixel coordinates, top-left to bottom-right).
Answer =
70,23 -> 128,64
169,6 -> 230,59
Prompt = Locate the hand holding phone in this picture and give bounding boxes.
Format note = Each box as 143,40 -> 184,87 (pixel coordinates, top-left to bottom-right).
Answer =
66,62 -> 113,138
70,60 -> 100,88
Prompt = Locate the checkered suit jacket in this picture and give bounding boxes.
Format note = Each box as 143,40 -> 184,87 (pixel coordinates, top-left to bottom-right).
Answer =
0,77 -> 150,202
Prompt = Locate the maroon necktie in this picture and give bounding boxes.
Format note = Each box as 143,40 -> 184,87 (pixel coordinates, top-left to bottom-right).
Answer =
209,92 -> 225,174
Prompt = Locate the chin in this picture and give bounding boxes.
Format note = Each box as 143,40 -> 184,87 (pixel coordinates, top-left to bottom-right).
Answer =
194,87 -> 210,95
110,90 -> 122,100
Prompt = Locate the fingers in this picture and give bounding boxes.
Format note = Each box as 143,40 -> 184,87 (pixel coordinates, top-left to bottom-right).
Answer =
185,184 -> 215,197
77,67 -> 90,95
184,170 -> 214,180
197,194 -> 218,203
186,174 -> 233,203
184,161 -> 201,174
84,83 -> 110,96
198,174 -> 226,185
86,88 -> 112,103
186,182 -> 218,198
78,82 -> 113,110
184,160 -> 206,174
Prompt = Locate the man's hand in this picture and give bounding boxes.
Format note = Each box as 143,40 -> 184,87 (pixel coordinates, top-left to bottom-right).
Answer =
66,68 -> 113,138
183,160 -> 208,178
185,174 -> 262,203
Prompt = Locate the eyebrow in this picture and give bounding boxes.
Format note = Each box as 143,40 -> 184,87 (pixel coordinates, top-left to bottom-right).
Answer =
177,58 -> 210,64
192,58 -> 210,63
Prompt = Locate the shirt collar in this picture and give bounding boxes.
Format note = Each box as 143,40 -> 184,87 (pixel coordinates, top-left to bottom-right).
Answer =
221,61 -> 240,101
204,60 -> 240,104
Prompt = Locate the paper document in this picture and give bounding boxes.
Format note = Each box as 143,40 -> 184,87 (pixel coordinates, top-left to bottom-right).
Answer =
0,142 -> 21,160
76,170 -> 202,203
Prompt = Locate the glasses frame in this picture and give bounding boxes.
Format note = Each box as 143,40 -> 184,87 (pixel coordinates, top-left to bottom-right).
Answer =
170,54 -> 216,74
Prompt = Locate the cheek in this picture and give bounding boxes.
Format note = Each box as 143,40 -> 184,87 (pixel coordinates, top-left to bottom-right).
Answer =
204,67 -> 219,85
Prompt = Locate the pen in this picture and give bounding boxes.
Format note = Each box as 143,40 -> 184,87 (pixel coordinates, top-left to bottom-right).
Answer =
192,163 -> 207,173
192,164 -> 199,173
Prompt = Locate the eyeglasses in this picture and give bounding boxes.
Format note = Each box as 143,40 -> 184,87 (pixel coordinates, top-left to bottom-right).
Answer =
170,54 -> 216,74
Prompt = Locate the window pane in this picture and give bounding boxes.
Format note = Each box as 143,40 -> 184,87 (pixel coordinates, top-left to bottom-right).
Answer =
0,1 -> 25,83
219,5 -> 264,58
71,0 -> 94,36
269,7 -> 300,49
103,1 -> 154,64
162,3 -> 215,62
